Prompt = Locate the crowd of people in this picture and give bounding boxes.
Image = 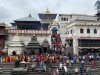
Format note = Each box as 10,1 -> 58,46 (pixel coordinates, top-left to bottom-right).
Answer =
51,34 -> 63,55
0,51 -> 99,75
0,33 -> 100,75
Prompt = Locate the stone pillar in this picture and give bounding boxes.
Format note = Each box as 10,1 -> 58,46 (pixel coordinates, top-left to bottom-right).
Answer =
73,38 -> 78,55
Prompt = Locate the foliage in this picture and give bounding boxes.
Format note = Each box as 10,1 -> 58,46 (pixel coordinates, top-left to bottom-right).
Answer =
95,0 -> 100,13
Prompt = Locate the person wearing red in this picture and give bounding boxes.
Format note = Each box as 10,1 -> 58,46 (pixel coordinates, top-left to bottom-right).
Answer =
38,56 -> 42,63
54,55 -> 57,63
93,61 -> 96,69
56,42 -> 59,48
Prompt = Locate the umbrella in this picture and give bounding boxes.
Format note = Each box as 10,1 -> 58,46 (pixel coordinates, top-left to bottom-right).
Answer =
32,58 -> 37,62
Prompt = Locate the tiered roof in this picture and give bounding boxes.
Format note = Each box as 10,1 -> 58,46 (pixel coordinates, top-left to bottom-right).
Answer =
26,36 -> 41,48
14,14 -> 39,22
42,39 -> 49,47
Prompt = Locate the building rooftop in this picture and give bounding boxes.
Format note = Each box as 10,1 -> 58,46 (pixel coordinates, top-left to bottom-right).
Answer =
0,23 -> 7,27
59,14 -> 96,16
14,14 -> 39,22
39,8 -> 53,14
26,36 -> 41,48
38,9 -> 57,20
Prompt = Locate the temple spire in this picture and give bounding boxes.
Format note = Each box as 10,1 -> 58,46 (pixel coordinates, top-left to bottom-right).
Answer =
46,8 -> 50,13
28,13 -> 32,17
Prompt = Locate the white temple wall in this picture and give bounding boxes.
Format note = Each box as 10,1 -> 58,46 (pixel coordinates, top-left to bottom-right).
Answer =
5,34 -> 51,48
8,46 -> 24,55
5,35 -> 14,47
74,25 -> 100,37
59,23 -> 67,35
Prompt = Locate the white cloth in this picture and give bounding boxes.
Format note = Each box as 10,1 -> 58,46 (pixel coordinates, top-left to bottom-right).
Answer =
56,68 -> 59,74
31,64 -> 35,68
74,68 -> 79,72
66,60 -> 69,63
81,60 -> 84,64
63,66 -> 67,72
59,63 -> 62,69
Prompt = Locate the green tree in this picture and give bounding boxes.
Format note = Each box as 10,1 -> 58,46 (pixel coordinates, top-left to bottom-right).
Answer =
95,0 -> 100,13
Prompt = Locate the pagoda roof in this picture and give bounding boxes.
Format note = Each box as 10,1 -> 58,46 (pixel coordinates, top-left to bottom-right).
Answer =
38,9 -> 57,20
26,36 -> 41,48
14,14 -> 39,22
42,39 -> 49,47
39,8 -> 53,14
0,23 -> 7,27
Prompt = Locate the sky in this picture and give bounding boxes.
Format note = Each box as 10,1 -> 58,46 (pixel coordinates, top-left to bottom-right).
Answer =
0,0 -> 98,26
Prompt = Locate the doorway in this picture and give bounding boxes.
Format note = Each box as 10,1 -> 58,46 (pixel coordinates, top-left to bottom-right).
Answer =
30,50 -> 34,55
43,47 -> 47,53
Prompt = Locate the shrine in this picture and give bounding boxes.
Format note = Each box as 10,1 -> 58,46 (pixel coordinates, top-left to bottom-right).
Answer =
42,39 -> 50,53
26,35 -> 41,55
8,33 -> 25,55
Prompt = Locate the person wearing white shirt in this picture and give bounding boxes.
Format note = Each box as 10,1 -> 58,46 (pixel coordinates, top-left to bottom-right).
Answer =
63,66 -> 67,73
56,68 -> 59,75
59,62 -> 62,70
74,67 -> 79,75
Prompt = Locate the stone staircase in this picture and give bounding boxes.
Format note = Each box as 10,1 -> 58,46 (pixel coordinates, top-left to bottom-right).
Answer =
51,61 -> 100,75
0,61 -> 100,75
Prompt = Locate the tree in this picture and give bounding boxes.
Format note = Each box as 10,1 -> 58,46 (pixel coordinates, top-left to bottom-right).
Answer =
94,0 -> 100,13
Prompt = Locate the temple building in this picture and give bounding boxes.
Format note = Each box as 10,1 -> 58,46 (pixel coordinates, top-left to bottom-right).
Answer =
39,8 -> 57,30
42,39 -> 50,53
26,35 -> 41,55
0,9 -> 58,55
11,14 -> 41,30
0,23 -> 7,54
59,14 -> 100,55
8,33 -> 25,55
0,9 -> 100,55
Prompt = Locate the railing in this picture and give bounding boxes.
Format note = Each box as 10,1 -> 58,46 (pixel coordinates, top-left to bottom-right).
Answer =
7,29 -> 50,35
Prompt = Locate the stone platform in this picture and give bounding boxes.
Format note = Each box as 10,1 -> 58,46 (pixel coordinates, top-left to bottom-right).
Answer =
12,67 -> 28,75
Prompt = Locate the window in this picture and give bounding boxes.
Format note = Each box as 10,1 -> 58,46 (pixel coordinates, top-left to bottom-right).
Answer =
94,28 -> 97,34
61,17 -> 68,21
70,30 -> 72,34
64,18 -> 66,21
61,18 -> 64,21
67,18 -> 68,21
87,28 -> 90,33
80,28 -> 84,33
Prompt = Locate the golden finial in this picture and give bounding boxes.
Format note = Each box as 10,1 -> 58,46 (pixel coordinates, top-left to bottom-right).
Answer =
28,13 -> 32,17
46,7 -> 50,13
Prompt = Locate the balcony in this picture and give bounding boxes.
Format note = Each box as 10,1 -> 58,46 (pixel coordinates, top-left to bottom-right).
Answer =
7,29 -> 50,35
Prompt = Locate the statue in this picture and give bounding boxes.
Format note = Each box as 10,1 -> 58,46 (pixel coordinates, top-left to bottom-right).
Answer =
94,0 -> 100,13
31,36 -> 37,41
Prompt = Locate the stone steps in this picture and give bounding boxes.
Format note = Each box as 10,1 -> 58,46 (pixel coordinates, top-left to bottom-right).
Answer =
0,61 -> 100,75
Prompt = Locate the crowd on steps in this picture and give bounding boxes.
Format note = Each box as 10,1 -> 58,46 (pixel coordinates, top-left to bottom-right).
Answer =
0,34 -> 100,75
51,34 -> 63,55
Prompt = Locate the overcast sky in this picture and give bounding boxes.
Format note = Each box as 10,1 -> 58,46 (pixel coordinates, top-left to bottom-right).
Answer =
0,0 -> 98,26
